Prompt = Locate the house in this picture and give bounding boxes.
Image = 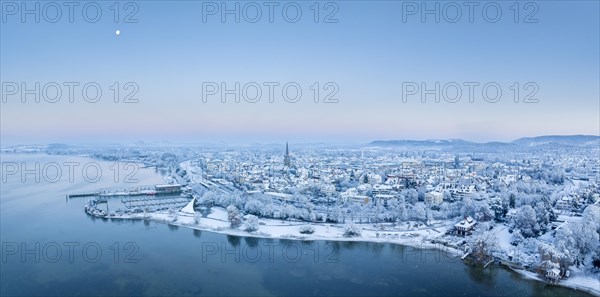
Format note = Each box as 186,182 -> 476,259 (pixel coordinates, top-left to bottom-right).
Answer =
374,194 -> 395,205
385,175 -> 401,185
545,268 -> 561,284
454,216 -> 477,236
347,195 -> 370,204
373,184 -> 393,194
556,196 -> 573,210
506,209 -> 517,221
450,185 -> 477,200
425,191 -> 444,205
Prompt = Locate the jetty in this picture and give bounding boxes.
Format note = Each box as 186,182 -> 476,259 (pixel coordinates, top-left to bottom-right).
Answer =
68,184 -> 184,199
67,192 -> 99,198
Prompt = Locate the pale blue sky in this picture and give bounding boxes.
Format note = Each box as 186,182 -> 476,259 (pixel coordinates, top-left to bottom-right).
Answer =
1,1 -> 599,145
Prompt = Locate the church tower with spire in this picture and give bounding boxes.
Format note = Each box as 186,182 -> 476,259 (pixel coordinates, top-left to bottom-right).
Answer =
284,142 -> 291,167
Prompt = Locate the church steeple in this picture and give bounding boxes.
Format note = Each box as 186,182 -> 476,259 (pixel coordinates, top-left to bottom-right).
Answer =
284,142 -> 291,167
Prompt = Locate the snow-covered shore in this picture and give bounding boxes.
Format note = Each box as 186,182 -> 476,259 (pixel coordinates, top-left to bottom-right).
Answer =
90,206 -> 599,296
511,268 -> 600,296
99,206 -> 464,254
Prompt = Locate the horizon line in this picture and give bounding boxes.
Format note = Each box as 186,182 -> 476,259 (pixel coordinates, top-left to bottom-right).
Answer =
1,134 -> 599,148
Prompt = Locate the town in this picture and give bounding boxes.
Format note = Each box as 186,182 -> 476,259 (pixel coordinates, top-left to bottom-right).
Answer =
10,136 -> 599,294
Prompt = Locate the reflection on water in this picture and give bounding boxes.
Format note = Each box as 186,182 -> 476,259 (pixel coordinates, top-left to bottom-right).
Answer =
244,236 -> 259,248
227,234 -> 241,247
0,154 -> 593,296
193,229 -> 202,239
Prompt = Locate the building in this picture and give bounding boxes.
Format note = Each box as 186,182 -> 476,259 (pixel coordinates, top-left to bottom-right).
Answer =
372,184 -> 393,195
451,185 -> 477,200
454,216 -> 476,236
348,195 -> 370,204
545,268 -> 561,284
284,142 -> 291,167
265,191 -> 292,201
341,188 -> 370,204
556,196 -> 573,210
155,184 -> 182,194
425,191 -> 444,205
374,194 -> 395,205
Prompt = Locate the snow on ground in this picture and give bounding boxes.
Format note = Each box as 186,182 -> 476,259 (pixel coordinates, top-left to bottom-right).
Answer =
206,207 -> 228,221
99,206 -> 461,255
511,268 -> 600,296
557,214 -> 583,223
129,206 -> 464,256
561,275 -> 600,296
492,224 -> 513,252
489,224 -> 599,295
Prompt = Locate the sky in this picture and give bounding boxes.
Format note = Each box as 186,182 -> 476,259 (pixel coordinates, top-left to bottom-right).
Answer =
1,1 -> 599,145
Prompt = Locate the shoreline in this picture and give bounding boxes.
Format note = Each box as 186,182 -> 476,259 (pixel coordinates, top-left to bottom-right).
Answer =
85,154 -> 600,297
89,206 -> 599,296
95,210 -> 464,256
509,267 -> 600,297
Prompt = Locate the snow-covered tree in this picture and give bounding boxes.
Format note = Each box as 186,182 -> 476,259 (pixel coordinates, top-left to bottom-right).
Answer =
439,202 -> 460,219
538,242 -> 569,275
510,230 -> 525,246
404,189 -> 419,205
460,197 -> 476,218
243,215 -> 259,232
227,205 -> 242,227
474,201 -> 494,222
582,205 -> 600,234
348,203 -> 362,222
570,205 -> 600,265
515,237 -> 540,267
299,226 -> 315,234
280,204 -> 298,220
554,224 -> 577,263
343,224 -> 361,237
511,205 -> 539,238
244,199 -> 264,216
330,205 -> 346,223
396,202 -> 408,221
412,203 -> 427,221
469,225 -> 499,260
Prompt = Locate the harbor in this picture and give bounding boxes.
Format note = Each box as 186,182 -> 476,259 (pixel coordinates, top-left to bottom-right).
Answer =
67,183 -> 194,217
66,184 -> 187,199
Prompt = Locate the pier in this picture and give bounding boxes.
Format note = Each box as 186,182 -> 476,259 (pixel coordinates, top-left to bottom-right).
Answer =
67,193 -> 99,198
68,184 -> 181,199
70,184 -> 192,216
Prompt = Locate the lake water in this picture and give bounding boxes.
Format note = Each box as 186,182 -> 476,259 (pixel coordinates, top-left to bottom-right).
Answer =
0,154 -> 592,296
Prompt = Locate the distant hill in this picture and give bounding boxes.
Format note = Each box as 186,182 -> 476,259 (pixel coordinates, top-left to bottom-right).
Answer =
369,139 -> 473,147
368,135 -> 599,150
510,135 -> 600,146
46,143 -> 70,150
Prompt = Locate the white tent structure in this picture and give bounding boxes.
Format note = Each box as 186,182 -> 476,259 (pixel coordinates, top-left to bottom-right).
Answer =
180,197 -> 196,215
